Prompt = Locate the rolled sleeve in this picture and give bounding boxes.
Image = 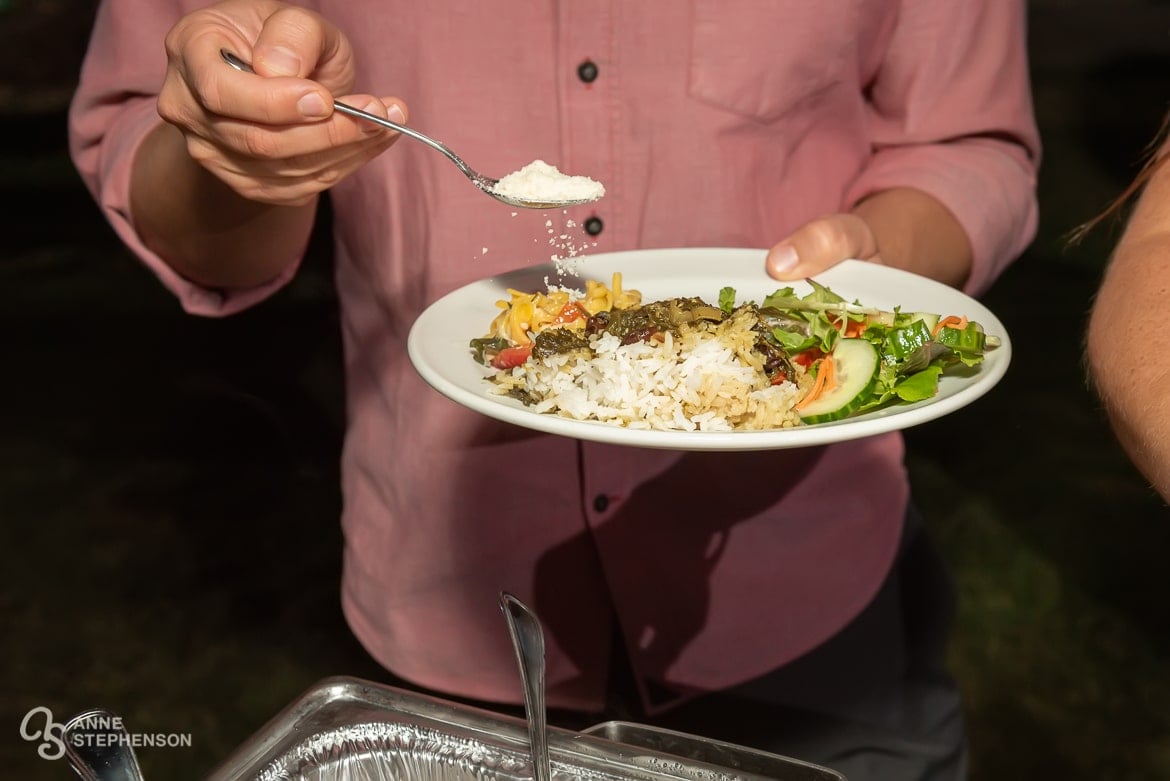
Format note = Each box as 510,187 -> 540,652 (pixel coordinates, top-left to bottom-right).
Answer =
846,138 -> 1038,296
845,0 -> 1041,296
68,0 -> 301,318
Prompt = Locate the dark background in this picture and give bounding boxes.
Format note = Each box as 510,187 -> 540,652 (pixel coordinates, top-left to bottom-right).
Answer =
4,1 -> 1170,779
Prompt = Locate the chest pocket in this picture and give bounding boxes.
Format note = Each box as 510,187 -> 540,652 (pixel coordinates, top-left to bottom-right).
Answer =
688,0 -> 859,124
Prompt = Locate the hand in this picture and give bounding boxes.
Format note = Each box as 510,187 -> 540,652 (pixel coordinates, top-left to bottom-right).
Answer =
158,0 -> 408,206
764,213 -> 882,280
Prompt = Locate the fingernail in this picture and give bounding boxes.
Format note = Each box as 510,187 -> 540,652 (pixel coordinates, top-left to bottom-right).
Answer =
386,104 -> 405,124
768,244 -> 799,275
264,46 -> 302,76
356,101 -> 389,133
297,92 -> 329,119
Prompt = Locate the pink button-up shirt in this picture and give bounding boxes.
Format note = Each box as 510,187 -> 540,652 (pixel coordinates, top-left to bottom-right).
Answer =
70,0 -> 1039,713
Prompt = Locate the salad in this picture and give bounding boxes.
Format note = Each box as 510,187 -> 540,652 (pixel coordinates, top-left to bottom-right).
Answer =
731,279 -> 995,423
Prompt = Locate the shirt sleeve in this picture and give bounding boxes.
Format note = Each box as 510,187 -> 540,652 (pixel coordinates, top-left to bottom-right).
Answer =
67,0 -> 303,318
845,0 -> 1041,297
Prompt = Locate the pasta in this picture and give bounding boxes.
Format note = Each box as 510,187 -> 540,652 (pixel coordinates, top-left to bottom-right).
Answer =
485,273 -> 641,346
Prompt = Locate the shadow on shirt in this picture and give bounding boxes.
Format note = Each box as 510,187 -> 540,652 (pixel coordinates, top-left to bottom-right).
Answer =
532,446 -> 826,711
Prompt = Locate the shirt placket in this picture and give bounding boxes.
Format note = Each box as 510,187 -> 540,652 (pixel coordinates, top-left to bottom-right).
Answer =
555,0 -> 619,257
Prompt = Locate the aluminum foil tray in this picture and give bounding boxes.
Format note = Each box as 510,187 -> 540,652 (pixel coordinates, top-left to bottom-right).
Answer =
205,677 -> 844,781
580,723 -> 842,781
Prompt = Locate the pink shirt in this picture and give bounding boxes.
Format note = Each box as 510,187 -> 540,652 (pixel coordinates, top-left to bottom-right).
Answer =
70,1 -> 1039,713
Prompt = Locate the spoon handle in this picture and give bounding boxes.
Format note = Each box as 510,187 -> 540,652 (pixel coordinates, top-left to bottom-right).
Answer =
328,102 -> 484,182
500,592 -> 553,781
218,50 -> 490,187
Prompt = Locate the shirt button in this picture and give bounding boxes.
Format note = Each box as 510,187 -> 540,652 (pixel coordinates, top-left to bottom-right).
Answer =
593,494 -> 610,512
577,60 -> 599,83
584,216 -> 604,236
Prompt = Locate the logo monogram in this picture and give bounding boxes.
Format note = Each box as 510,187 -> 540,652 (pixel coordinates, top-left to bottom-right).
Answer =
19,706 -> 65,760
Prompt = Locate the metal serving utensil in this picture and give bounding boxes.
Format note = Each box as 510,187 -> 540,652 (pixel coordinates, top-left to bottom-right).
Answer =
499,591 -> 553,781
220,50 -> 600,210
63,709 -> 147,781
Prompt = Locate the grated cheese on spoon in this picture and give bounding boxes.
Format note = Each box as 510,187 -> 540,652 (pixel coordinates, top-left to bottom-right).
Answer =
492,160 -> 605,204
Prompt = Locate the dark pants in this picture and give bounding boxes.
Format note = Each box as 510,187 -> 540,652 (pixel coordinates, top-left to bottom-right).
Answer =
609,505 -> 967,781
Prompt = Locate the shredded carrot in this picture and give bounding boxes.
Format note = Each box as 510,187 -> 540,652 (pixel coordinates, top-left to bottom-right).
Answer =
844,319 -> 867,338
932,315 -> 968,337
822,355 -> 838,392
795,355 -> 838,410
828,315 -> 866,338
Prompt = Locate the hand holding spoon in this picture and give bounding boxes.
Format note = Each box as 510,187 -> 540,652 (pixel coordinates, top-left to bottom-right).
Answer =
221,50 -> 604,210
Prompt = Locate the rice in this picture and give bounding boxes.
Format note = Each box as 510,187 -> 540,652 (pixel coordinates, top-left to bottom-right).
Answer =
488,309 -> 809,432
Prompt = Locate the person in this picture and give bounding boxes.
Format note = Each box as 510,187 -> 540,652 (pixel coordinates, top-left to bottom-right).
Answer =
68,2 -> 1040,778
1083,115 -> 1170,502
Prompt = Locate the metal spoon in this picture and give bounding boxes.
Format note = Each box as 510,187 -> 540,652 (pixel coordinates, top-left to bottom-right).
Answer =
220,50 -> 600,210
62,709 -> 147,781
499,591 -> 553,781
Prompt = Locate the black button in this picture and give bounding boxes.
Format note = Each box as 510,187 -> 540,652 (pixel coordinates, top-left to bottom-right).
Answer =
577,60 -> 599,83
593,494 -> 610,512
584,216 -> 604,236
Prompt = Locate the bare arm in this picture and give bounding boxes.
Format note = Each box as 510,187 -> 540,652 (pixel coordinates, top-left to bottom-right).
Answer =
127,0 -> 407,291
764,187 -> 973,288
130,120 -> 318,289
1086,156 -> 1170,501
851,187 -> 973,288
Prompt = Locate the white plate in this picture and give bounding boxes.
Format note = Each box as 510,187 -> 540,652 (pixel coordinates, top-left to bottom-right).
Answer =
407,248 -> 1011,451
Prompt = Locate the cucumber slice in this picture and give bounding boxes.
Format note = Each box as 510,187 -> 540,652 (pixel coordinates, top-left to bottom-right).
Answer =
886,319 -> 934,361
908,312 -> 940,333
934,321 -> 986,353
798,338 -> 880,423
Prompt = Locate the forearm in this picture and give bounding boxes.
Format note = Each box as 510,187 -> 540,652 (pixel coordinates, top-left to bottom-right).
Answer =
130,121 -> 317,290
852,187 -> 973,289
1087,217 -> 1170,502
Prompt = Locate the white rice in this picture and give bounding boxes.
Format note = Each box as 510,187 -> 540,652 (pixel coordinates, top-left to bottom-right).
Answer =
488,315 -> 808,432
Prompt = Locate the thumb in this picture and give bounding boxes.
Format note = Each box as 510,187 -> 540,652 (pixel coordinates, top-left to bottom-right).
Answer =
765,213 -> 880,280
252,6 -> 356,94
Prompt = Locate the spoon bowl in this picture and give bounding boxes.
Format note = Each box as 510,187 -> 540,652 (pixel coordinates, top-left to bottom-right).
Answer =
220,50 -> 601,210
499,591 -> 553,781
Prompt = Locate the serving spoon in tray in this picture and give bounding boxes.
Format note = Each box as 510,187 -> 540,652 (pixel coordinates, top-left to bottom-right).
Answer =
500,591 -> 554,781
220,50 -> 601,211
63,709 -> 146,781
